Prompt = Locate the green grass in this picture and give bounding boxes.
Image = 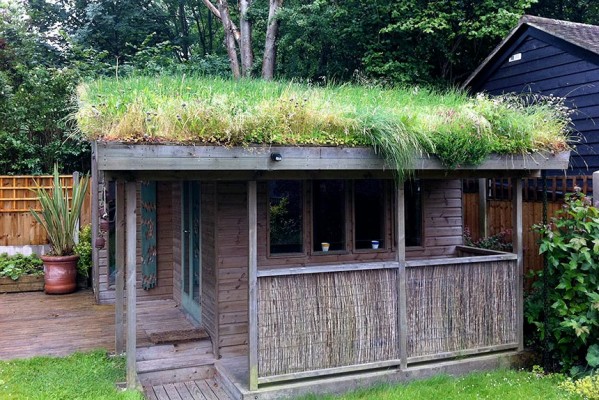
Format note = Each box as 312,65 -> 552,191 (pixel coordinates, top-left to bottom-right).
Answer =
75,76 -> 571,176
298,369 -> 581,400
0,350 -> 143,400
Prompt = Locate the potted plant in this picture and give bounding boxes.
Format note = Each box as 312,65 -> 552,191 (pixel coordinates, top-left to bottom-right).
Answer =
30,165 -> 89,294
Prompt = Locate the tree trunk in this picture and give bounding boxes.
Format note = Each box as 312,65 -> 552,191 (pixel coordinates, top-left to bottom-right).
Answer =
218,0 -> 241,78
262,0 -> 283,80
239,0 -> 253,77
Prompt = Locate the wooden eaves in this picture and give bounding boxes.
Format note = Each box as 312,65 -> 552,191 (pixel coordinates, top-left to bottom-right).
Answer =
94,142 -> 570,179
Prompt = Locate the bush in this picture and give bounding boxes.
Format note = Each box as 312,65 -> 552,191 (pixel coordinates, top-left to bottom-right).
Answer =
74,225 -> 92,277
560,373 -> 599,399
0,253 -> 43,280
526,189 -> 599,374
463,227 -> 513,252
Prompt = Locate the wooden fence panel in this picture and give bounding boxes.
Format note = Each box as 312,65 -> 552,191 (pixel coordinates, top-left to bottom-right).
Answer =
0,175 -> 92,246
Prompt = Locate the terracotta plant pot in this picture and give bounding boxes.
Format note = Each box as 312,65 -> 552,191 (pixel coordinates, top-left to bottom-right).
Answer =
41,255 -> 79,294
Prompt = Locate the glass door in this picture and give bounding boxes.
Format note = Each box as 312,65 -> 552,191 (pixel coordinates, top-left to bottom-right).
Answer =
182,181 -> 201,323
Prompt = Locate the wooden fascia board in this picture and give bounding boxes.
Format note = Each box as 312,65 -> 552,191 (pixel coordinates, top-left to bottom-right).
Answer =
95,142 -> 570,174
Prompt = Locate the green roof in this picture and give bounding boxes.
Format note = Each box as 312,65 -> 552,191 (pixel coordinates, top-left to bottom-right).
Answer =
75,75 -> 570,172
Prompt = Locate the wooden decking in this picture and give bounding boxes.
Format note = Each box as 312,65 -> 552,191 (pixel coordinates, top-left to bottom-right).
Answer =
0,289 -> 118,359
146,378 -> 233,400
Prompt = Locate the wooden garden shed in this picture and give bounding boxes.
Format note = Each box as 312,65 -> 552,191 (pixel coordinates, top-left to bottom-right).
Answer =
90,142 -> 568,398
463,15 -> 599,176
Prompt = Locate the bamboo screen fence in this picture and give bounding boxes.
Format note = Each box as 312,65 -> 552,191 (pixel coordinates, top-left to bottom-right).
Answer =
0,175 -> 91,246
257,269 -> 398,377
406,259 -> 518,360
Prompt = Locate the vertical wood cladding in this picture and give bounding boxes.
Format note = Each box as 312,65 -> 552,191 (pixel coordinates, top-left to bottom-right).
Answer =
478,35 -> 599,174
216,182 -> 249,358
201,183 -> 218,355
172,182 -> 182,306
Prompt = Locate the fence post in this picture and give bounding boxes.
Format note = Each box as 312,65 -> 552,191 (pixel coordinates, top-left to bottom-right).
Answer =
478,178 -> 488,238
594,171 -> 599,207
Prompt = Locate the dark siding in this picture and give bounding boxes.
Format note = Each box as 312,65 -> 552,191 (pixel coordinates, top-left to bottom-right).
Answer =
478,36 -> 599,175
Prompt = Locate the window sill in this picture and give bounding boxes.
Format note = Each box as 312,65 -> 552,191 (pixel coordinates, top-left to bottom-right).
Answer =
312,250 -> 348,256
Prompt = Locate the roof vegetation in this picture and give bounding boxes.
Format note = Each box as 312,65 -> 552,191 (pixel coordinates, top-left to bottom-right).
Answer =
75,75 -> 570,171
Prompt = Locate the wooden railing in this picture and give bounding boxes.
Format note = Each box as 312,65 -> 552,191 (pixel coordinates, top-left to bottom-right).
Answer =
253,248 -> 520,384
406,247 -> 519,362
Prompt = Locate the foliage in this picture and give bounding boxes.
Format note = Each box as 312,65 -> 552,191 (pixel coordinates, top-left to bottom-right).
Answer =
30,164 -> 90,256
464,228 -> 513,252
560,373 -> 599,399
526,190 -> 599,373
74,224 -> 92,277
75,76 -> 570,177
298,368 -> 577,400
0,350 -> 143,399
269,196 -> 301,248
0,1 -> 90,175
0,253 -> 44,281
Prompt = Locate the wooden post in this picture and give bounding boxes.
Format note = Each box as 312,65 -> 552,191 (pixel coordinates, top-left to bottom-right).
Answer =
115,181 -> 126,354
125,181 -> 138,389
396,183 -> 407,369
511,178 -> 523,352
73,172 -> 80,244
593,171 -> 599,207
91,142 -> 100,302
478,178 -> 488,238
248,181 -> 259,391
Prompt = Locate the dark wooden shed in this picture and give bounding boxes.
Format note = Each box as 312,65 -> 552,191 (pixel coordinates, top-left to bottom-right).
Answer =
463,15 -> 599,175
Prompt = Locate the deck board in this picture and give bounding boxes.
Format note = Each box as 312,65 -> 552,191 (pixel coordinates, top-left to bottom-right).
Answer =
147,379 -> 232,400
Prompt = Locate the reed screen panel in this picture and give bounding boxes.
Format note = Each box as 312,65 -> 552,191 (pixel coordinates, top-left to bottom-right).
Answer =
258,269 -> 398,377
406,260 -> 518,359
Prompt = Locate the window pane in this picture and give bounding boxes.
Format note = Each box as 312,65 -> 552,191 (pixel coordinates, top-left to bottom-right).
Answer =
269,181 -> 303,254
355,180 -> 385,249
313,180 -> 346,251
405,180 -> 422,247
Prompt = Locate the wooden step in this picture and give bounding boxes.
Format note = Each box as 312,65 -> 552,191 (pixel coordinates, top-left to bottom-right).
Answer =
139,364 -> 216,387
145,378 -> 233,400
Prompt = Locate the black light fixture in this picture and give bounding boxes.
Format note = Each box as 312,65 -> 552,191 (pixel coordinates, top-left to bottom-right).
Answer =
270,153 -> 282,162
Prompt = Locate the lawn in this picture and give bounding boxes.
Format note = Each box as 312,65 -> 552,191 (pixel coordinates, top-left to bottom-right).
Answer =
300,369 -> 581,400
0,350 -> 143,400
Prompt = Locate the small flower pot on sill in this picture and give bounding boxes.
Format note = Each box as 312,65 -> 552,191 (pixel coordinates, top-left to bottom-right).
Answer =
321,242 -> 330,252
372,240 -> 380,249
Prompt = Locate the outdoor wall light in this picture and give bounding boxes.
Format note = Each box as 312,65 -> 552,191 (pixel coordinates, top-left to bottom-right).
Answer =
270,153 -> 282,162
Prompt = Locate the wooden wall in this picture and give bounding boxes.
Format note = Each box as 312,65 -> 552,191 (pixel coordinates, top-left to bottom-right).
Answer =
97,182 -> 175,304
406,179 -> 463,259
216,182 -> 250,358
172,183 -> 182,306
476,33 -> 599,175
201,183 -> 218,355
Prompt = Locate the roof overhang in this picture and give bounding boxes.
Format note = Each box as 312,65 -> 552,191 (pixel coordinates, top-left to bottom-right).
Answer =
94,142 -> 570,180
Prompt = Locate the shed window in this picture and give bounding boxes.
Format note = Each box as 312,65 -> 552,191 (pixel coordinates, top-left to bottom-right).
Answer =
313,180 -> 346,252
354,180 -> 385,249
268,181 -> 304,254
405,180 -> 422,247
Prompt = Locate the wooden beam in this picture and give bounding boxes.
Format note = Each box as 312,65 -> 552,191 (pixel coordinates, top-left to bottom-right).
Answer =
95,143 -> 570,173
114,181 -> 126,354
478,178 -> 488,238
125,181 -> 138,389
396,183 -> 407,369
258,261 -> 399,277
91,142 -> 100,302
511,178 -> 524,352
247,180 -> 258,391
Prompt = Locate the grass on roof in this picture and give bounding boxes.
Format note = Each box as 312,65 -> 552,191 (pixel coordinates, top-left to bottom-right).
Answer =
75,75 -> 571,173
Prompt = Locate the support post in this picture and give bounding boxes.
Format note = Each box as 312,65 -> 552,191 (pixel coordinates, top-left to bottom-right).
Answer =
91,142 -> 100,301
478,178 -> 488,238
115,181 -> 126,354
248,181 -> 259,391
512,178 -> 523,352
593,171 -> 599,207
125,181 -> 138,389
396,182 -> 407,369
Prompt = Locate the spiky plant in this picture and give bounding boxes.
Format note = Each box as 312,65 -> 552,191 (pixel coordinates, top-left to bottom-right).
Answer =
30,165 -> 90,256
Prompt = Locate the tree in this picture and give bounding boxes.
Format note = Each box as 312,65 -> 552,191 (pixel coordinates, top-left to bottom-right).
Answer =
201,0 -> 283,79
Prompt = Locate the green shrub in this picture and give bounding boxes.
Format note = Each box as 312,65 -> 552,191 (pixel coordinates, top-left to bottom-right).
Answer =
463,227 -> 513,252
560,373 -> 599,399
0,253 -> 43,280
526,189 -> 599,373
74,224 -> 92,277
